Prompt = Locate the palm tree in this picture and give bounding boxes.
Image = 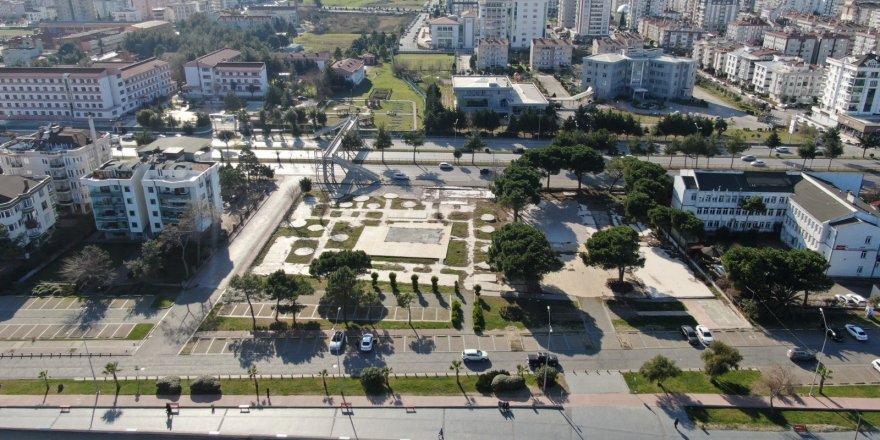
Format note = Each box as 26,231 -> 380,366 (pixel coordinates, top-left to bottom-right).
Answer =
449,360 -> 462,384
217,130 -> 235,163
248,365 -> 259,402
320,369 -> 329,395
103,362 -> 121,393
39,370 -> 49,392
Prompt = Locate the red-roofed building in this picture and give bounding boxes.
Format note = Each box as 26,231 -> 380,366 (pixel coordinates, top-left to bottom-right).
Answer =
331,58 -> 365,85
184,48 -> 268,98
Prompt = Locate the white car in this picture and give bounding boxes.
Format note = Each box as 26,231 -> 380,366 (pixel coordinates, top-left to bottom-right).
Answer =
750,160 -> 767,167
438,162 -> 453,170
329,331 -> 346,352
846,324 -> 869,341
461,349 -> 489,362
846,294 -> 867,306
873,359 -> 880,374
775,147 -> 791,154
392,173 -> 409,180
696,325 -> 714,345
360,333 -> 374,352
835,294 -> 848,305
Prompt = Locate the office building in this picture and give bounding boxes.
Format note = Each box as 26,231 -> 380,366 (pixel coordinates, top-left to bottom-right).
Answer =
581,48 -> 697,100
452,76 -> 549,114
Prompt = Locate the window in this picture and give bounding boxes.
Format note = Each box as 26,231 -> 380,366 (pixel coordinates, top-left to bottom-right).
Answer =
857,266 -> 864,274
152,211 -> 158,216
861,251 -> 868,259
148,187 -> 154,193
154,223 -> 161,229
131,222 -> 138,228
129,210 -> 135,216
127,198 -> 133,204
867,236 -> 873,245
150,199 -> 156,205
124,186 -> 130,192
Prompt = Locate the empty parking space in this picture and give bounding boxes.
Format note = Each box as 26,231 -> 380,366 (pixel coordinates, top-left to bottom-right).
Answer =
0,322 -> 143,340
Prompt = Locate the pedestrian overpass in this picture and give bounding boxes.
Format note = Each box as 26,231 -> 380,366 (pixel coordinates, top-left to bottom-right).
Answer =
317,115 -> 380,199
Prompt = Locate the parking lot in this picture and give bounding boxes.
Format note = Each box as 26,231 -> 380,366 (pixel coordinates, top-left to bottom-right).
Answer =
217,302 -> 451,323
618,328 -> 781,350
0,322 -> 138,340
0,296 -> 150,311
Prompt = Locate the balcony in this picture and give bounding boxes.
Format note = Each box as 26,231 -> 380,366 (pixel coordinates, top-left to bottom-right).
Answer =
21,203 -> 34,213
51,173 -> 68,181
97,221 -> 129,231
55,185 -> 71,194
49,161 -> 64,169
57,198 -> 74,206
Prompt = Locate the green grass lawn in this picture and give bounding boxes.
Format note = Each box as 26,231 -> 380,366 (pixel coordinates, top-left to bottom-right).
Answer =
445,240 -> 468,267
797,385 -> 880,398
126,323 -> 155,340
334,65 -> 423,130
394,54 -> 455,75
294,33 -> 360,53
325,222 -> 364,250
365,211 -> 383,219
451,222 -> 469,238
0,29 -> 36,40
311,12 -> 413,34
687,407 -> 880,431
611,315 -> 698,331
623,370 -> 760,395
286,239 -> 319,264
481,296 -> 583,331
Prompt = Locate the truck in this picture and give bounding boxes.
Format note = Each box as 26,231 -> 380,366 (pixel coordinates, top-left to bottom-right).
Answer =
527,352 -> 559,369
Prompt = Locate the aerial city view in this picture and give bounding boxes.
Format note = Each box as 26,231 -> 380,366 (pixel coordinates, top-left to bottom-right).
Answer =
3,0 -> 880,438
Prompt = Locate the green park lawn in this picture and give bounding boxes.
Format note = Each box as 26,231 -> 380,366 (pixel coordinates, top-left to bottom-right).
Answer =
330,65 -> 423,131
320,0 -> 425,7
623,370 -> 760,395
294,33 -> 360,53
687,407 -> 880,431
394,54 -> 455,75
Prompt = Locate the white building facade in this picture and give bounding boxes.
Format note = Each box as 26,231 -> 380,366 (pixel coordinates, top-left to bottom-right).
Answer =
509,0 -> 548,48
581,48 -> 697,100
530,38 -> 573,70
574,0 -> 611,38
0,175 -> 57,250
752,58 -> 824,104
819,54 -> 880,121
183,48 -> 268,99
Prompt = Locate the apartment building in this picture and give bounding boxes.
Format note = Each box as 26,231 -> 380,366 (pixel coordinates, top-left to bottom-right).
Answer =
0,175 -> 57,250
780,11 -> 866,37
54,0 -> 97,21
581,48 -> 697,100
331,58 -> 366,86
574,0 -> 611,38
475,38 -> 510,70
638,17 -> 706,51
452,75 -> 549,114
0,0 -> 26,19
818,54 -> 880,122
723,47 -> 778,84
449,0 -> 480,13
81,137 -> 220,240
428,11 -> 477,50
478,0 -> 511,40
726,16 -> 771,43
692,39 -> 744,72
1,36 -> 43,66
752,57 -> 824,104
852,31 -> 880,57
509,0 -> 548,48
0,57 -> 173,122
762,31 -> 850,66
592,32 -> 646,54
691,0 -> 738,34
246,5 -> 299,25
558,0 -> 577,27
673,169 -> 880,278
283,51 -> 331,71
0,124 -> 111,214
530,38 -> 573,70
626,0 -> 672,32
183,48 -> 268,99
111,8 -> 143,21
841,0 -> 880,26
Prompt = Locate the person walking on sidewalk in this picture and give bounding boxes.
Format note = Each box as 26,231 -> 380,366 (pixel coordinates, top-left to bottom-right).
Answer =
674,418 -> 679,429
166,403 -> 172,419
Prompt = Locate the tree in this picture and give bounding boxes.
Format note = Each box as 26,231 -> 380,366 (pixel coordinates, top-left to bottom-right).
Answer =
581,226 -> 645,283
61,245 -> 114,293
229,274 -> 263,332
264,270 -> 313,323
522,145 -> 567,188
309,250 -> 372,280
823,128 -> 844,170
858,132 -> 880,158
299,177 -> 313,193
798,140 -> 817,170
739,195 -> 766,230
488,223 -> 563,290
396,292 -> 415,325
725,134 -> 749,168
639,355 -> 682,389
39,370 -> 49,393
373,124 -> 393,162
624,191 -> 655,222
402,130 -> 425,163
752,365 -> 796,408
224,91 -> 243,112
103,361 -> 121,393
219,165 -> 246,204
463,129 -> 486,165
125,238 -> 167,280
449,360 -> 462,384
340,130 -> 363,152
325,266 -> 372,322
766,130 -> 782,150
453,149 -> 463,165
490,161 -> 541,222
565,145 -> 605,190
0,225 -> 24,259
248,365 -> 260,402
714,118 -> 728,137
217,130 -> 236,160
817,362 -> 832,394
701,341 -> 742,382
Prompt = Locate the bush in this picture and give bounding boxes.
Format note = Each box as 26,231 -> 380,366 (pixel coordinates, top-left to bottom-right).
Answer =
491,374 -> 526,392
451,300 -> 463,328
476,369 -> 510,392
189,375 -> 221,394
299,177 -> 313,193
389,272 -> 397,285
534,365 -> 559,388
514,147 -> 525,154
156,376 -> 182,395
431,275 -> 439,291
371,272 -> 379,284
31,282 -> 73,296
499,305 -> 523,321
472,298 -> 485,332
360,366 -> 385,392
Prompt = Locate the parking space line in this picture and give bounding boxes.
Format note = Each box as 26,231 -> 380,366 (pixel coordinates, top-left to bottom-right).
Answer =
35,325 -> 55,339
46,325 -> 68,339
11,325 -> 34,339
97,324 -> 118,338
0,325 -> 21,339
23,325 -> 45,339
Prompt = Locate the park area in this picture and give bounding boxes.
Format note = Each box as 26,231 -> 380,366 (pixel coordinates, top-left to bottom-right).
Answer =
325,65 -> 423,131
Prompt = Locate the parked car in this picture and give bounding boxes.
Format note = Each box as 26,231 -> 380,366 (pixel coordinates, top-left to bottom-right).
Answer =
392,172 -> 409,180
826,327 -> 844,342
846,324 -> 869,341
750,160 -> 767,167
696,325 -> 714,345
787,348 -> 816,362
775,147 -> 791,154
438,162 -> 453,170
527,352 -> 559,368
846,294 -> 867,306
480,168 -> 491,175
360,333 -> 374,352
872,359 -> 880,374
121,133 -> 134,141
835,294 -> 849,305
681,325 -> 699,344
329,331 -> 346,352
461,349 -> 489,362
741,155 -> 757,162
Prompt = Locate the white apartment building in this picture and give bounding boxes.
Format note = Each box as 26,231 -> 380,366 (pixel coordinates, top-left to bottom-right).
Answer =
331,58 -> 366,85
672,169 -> 880,278
183,48 -> 268,99
0,57 -> 173,122
54,0 -> 96,21
452,75 -> 549,114
0,175 -> 57,250
509,0 -> 548,48
558,0 -> 577,27
726,16 -> 771,43
691,39 -> 744,72
819,53 -> 880,121
852,31 -> 880,57
692,0 -> 738,34
81,137 -> 220,240
449,0 -> 480,13
638,17 -> 706,51
723,47 -> 778,84
0,0 -> 26,19
0,124 -> 111,214
626,0 -> 671,32
581,48 -> 697,100
592,33 -> 647,54
478,0 -> 511,40
475,38 -> 510,70
111,8 -> 143,21
530,38 -> 573,70
762,31 -> 850,66
752,57 -> 824,104
575,0 -> 611,38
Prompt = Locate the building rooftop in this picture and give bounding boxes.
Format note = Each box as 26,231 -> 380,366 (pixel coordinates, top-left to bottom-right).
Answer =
93,57 -> 167,80
1,126 -> 96,153
0,175 -> 46,205
792,175 -> 875,222
331,58 -> 364,75
452,75 -> 511,89
452,76 -> 548,106
128,20 -> 171,30
137,136 -> 212,156
189,48 -> 242,68
691,170 -> 801,193
429,16 -> 459,25
478,38 -> 509,47
532,38 -> 572,47
509,82 -> 549,106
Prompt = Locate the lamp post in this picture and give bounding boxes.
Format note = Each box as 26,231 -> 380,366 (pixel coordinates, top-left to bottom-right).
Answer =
484,148 -> 497,180
543,305 -> 552,391
809,307 -> 829,396
453,119 -> 458,152
135,366 -> 144,395
334,306 -> 345,402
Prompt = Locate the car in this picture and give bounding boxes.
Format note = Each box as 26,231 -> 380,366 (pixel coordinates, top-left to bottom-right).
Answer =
461,349 -> 489,362
751,160 -> 767,167
438,162 -> 453,170
826,327 -> 844,342
741,155 -> 757,162
873,359 -> 880,373
479,168 -> 491,175
298,95 -> 308,100
527,352 -> 559,368
360,333 -> 374,352
835,294 -> 848,305
846,324 -> 869,341
787,348 -> 816,362
329,331 -> 346,352
846,294 -> 867,306
681,325 -> 699,344
775,147 -> 791,154
121,133 -> 134,141
695,325 -> 714,345
392,172 -> 409,180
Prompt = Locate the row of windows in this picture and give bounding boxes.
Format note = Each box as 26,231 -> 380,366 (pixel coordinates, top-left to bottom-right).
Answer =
0,77 -> 97,84
697,207 -> 785,216
690,193 -> 787,205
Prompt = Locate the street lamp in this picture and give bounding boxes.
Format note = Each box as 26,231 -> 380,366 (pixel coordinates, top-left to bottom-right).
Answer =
809,307 -> 829,396
543,305 -> 552,391
334,306 -> 345,402
135,366 -> 145,395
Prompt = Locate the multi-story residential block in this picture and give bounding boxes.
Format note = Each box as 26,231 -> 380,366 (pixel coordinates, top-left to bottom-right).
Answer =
817,54 -> 880,131
673,169 -> 880,278
245,5 -> 299,25
93,0 -> 133,18
852,30 -> 880,56
841,0 -> 880,26
54,0 -> 97,21
626,0 -> 671,32
81,137 -> 220,241
478,0 -> 511,40
183,48 -> 268,98
530,38 -> 573,70
723,47 -> 778,84
283,51 -> 331,71
762,31 -> 850,66
0,175 -> 57,249
575,0 -> 612,38
330,58 -> 366,85
780,11 -> 866,37
691,0 -> 738,34
509,0 -> 548,48
111,8 -> 143,21
726,15 -> 771,43
581,48 -> 697,100
131,0 -> 165,19
475,38 -> 510,70
752,57 -> 824,104
158,0 -> 202,22
691,38 -> 744,72
428,11 -> 478,50
638,17 -> 706,51
452,75 -> 549,114
0,124 -> 111,214
0,0 -> 26,18
449,0 -> 480,13
0,57 -> 173,122
217,12 -> 274,30
592,32 -> 646,54
558,0 -> 577,27
1,36 -> 44,66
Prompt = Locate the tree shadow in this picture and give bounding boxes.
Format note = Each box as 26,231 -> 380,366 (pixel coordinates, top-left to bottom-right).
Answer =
101,408 -> 123,423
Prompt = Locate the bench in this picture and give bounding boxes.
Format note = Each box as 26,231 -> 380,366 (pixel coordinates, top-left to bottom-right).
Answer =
405,407 -> 416,413
59,405 -> 71,413
793,424 -> 808,433
239,405 -> 250,413
169,403 -> 179,415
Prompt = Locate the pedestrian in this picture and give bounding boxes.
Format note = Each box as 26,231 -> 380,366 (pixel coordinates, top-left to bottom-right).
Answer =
165,403 -> 172,418
438,427 -> 444,440
674,418 -> 679,429
266,388 -> 270,399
